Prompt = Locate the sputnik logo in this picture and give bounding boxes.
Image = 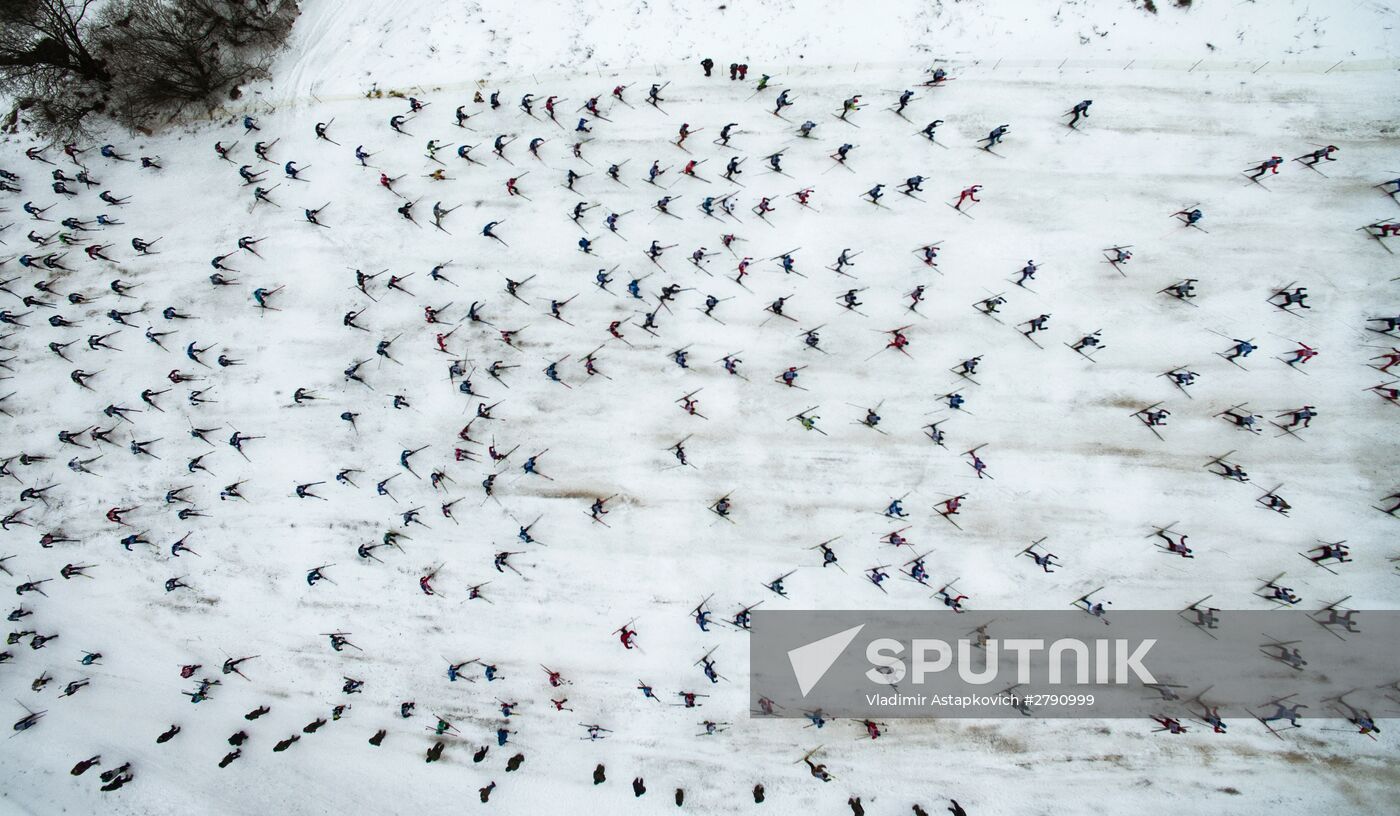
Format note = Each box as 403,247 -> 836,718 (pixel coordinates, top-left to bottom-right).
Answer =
787,624 -> 864,696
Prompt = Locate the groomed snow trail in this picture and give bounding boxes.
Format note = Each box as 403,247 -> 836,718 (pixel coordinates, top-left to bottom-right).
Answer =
1,1 -> 1398,814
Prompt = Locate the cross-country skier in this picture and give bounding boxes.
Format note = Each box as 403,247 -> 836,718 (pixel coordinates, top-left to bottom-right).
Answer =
1297,145 -> 1338,166
980,125 -> 1009,148
1226,339 -> 1256,360
1250,156 -> 1284,179
1067,100 -> 1092,127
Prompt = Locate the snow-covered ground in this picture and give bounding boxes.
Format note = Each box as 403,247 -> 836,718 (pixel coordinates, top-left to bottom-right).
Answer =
270,0 -> 1400,99
2,1 -> 1399,814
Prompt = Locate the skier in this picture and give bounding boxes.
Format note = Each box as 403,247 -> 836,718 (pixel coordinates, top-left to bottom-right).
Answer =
1022,314 -> 1050,337
1071,331 -> 1102,354
1261,700 -> 1307,729
1165,370 -> 1198,392
1283,405 -> 1317,429
1249,156 -> 1284,179
954,184 -> 981,210
1067,99 -> 1092,127
1225,338 -> 1256,360
1152,716 -> 1187,734
980,125 -> 1009,148
804,755 -> 833,782
1176,207 -> 1204,226
1297,145 -> 1338,166
99,144 -> 130,161
1370,347 -> 1400,373
938,585 -> 968,612
1276,286 -> 1310,310
1309,541 -> 1350,565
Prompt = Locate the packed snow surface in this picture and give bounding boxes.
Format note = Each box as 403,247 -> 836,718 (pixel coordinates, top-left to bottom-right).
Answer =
1,0 -> 1398,814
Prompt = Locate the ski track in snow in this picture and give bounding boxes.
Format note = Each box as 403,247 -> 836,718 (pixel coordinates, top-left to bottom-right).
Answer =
1,0 -> 1399,814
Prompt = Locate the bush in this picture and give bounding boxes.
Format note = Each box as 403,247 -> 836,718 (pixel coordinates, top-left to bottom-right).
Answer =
0,0 -> 111,134
98,0 -> 298,130
0,0 -> 298,137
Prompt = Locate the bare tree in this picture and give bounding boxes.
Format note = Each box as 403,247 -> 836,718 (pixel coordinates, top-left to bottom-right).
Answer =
99,0 -> 298,129
0,0 -> 296,136
0,0 -> 110,135
0,0 -> 108,82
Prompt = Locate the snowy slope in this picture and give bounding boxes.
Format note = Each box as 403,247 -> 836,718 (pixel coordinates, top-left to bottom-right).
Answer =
1,1 -> 1399,815
269,0 -> 1400,102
